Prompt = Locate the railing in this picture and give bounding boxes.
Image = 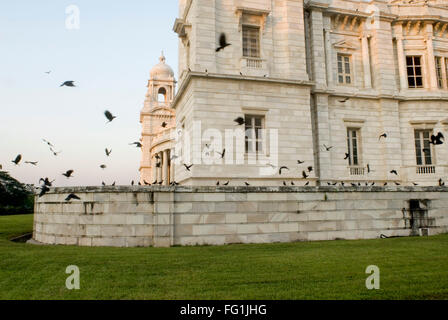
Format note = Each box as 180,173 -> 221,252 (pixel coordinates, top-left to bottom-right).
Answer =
349,166 -> 365,176
416,165 -> 436,175
245,57 -> 263,69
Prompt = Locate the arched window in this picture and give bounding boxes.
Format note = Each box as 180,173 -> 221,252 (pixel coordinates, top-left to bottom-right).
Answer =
158,87 -> 167,103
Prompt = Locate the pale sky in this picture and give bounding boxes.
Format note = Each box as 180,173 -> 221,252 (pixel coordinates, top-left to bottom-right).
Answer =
0,1 -> 179,186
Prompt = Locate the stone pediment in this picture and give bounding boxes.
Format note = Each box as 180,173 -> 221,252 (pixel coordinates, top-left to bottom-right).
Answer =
333,40 -> 357,51
150,107 -> 175,116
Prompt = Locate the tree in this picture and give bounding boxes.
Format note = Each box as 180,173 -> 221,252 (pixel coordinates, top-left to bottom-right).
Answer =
0,171 -> 34,215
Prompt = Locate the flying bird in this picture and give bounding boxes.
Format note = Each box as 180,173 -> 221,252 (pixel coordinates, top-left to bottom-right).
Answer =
367,164 -> 371,173
390,170 -> 398,175
323,144 -> 333,151
25,161 -> 38,166
234,117 -> 245,125
105,148 -> 112,157
379,133 -> 387,140
297,160 -> 305,164
39,178 -> 54,187
184,164 -> 193,171
161,122 -> 168,128
42,139 -> 54,147
279,166 -> 289,175
62,170 -> 74,178
129,142 -> 142,148
100,165 -> 107,169
344,153 -> 350,160
430,132 -> 444,145
439,178 -> 445,186
216,33 -> 231,52
39,185 -> 50,198
338,97 -> 350,103
307,166 -> 313,172
60,81 -> 75,87
65,193 -> 81,202
104,110 -> 117,123
12,154 -> 22,165
50,147 -> 62,156
45,71 -> 51,74
302,171 -> 309,179
217,149 -> 226,159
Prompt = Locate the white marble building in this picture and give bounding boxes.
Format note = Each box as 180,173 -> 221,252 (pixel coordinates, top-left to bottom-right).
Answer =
141,0 -> 448,186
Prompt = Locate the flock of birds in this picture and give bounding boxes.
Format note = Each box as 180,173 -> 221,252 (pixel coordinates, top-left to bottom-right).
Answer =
2,32 -> 447,202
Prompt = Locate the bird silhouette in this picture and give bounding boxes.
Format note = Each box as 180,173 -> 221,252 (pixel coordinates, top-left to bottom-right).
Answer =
297,160 -> 305,164
338,97 -> 350,103
62,170 -> 74,178
129,142 -> 142,148
11,154 -> 22,165
216,33 -> 231,52
279,166 -> 289,175
245,182 -> 250,186
60,81 -> 75,87
38,185 -> 50,198
234,117 -> 245,125
184,164 -> 193,171
223,181 -> 230,186
39,178 -> 54,187
305,181 -> 310,186
302,171 -> 309,179
100,165 -> 107,169
283,181 -> 287,186
131,180 -> 135,186
390,170 -> 398,175
65,193 -> 81,202
379,133 -> 387,140
25,161 -> 38,166
439,178 -> 445,186
217,149 -> 226,159
323,144 -> 333,151
50,147 -> 62,156
308,166 -> 313,172
430,132 -> 444,145
105,148 -> 112,157
42,139 -> 54,147
344,153 -> 350,160
104,110 -> 117,123
162,122 -> 168,128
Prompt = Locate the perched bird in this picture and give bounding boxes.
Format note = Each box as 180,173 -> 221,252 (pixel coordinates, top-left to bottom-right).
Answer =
279,166 -> 289,175
102,182 -> 106,186
100,165 -> 107,169
367,164 -> 371,173
439,178 -> 445,186
341,182 -> 345,186
430,132 -> 444,145
25,161 -> 38,166
413,182 -> 419,186
62,170 -> 74,178
60,81 -> 75,87
158,181 -> 163,185
308,166 -> 313,173
283,181 -> 287,186
65,193 -> 81,202
105,148 -> 112,157
305,181 -> 310,186
297,160 -> 305,164
155,154 -> 161,160
379,133 -> 387,141
302,171 -> 309,179
216,181 -> 220,186
104,110 -> 117,123
11,154 -> 22,165
338,97 -> 350,103
131,180 -> 135,186
395,182 -> 401,186
291,182 -> 295,186
144,180 -> 151,186
216,33 -> 231,52
223,181 -> 230,186
390,170 -> 398,175
234,117 -> 245,125
184,164 -> 194,171
245,182 -> 250,186
156,162 -> 161,168
323,144 -> 333,151
351,183 -> 357,187
240,72 -> 243,76
384,182 -> 388,186
129,142 -> 142,148
112,182 -> 116,186
371,182 -> 375,186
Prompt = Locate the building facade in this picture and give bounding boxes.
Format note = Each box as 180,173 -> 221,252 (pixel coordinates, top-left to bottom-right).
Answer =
141,0 -> 448,187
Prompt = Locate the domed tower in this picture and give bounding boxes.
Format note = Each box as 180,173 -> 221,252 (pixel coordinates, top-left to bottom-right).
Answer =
140,53 -> 177,185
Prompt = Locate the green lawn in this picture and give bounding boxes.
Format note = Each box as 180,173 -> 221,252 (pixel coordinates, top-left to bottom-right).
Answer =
0,214 -> 447,300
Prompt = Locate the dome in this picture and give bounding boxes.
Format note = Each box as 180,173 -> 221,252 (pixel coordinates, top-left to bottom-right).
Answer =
150,53 -> 174,80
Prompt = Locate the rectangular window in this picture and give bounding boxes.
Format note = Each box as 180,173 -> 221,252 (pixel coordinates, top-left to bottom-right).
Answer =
245,115 -> 264,154
347,128 -> 360,166
414,130 -> 433,165
435,57 -> 443,89
337,54 -> 352,85
243,26 -> 260,58
445,58 -> 448,88
407,56 -> 424,88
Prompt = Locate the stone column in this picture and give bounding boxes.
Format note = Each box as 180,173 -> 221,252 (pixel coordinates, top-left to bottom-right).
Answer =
361,34 -> 372,89
162,150 -> 169,185
152,156 -> 157,183
425,23 -> 438,90
442,57 -> 448,89
323,24 -> 333,87
310,9 -> 326,88
157,152 -> 163,183
395,34 -> 408,91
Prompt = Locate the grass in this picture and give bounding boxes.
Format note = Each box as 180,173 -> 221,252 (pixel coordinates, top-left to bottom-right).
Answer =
0,214 -> 447,300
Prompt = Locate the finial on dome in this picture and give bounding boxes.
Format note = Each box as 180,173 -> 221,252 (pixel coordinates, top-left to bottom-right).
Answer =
159,51 -> 166,63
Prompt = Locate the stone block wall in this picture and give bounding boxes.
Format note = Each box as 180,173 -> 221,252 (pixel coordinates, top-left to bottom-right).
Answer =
33,186 -> 448,247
